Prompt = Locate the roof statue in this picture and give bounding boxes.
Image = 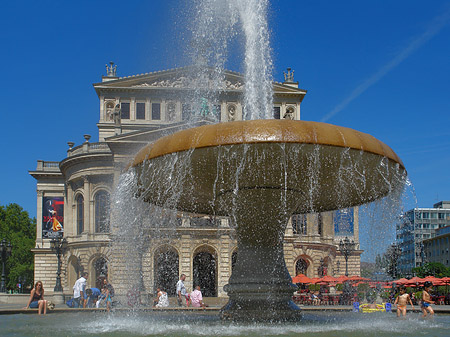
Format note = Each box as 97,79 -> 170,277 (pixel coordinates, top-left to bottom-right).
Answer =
106,61 -> 117,77
283,67 -> 295,82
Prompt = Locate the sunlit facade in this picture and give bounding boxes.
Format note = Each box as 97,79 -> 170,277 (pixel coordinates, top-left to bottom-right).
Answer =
29,64 -> 361,300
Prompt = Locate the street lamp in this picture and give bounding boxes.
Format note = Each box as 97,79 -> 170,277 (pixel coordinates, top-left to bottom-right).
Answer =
339,236 -> 356,277
50,237 -> 68,292
0,238 -> 12,293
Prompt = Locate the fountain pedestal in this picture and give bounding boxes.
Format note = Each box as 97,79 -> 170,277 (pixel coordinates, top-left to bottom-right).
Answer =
219,189 -> 301,321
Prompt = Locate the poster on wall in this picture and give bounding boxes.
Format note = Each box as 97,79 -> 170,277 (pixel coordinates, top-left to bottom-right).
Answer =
334,208 -> 354,236
42,197 -> 64,239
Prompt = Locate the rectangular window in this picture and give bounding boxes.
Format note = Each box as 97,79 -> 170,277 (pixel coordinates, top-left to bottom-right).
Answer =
136,102 -> 146,120
334,208 -> 354,235
422,212 -> 430,219
121,102 -> 130,119
273,106 -> 281,119
292,214 -> 307,235
152,103 -> 161,120
318,213 -> 323,236
182,103 -> 191,120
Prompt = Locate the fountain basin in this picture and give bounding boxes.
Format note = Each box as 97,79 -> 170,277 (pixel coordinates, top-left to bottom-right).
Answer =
131,119 -> 406,321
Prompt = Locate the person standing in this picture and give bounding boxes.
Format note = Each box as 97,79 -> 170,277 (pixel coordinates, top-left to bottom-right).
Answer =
421,281 -> 435,318
176,274 -> 189,307
24,281 -> 48,315
73,272 -> 88,308
394,286 -> 414,317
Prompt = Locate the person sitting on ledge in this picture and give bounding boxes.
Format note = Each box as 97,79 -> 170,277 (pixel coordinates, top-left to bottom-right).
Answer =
190,285 -> 207,308
153,288 -> 169,308
24,281 -> 48,315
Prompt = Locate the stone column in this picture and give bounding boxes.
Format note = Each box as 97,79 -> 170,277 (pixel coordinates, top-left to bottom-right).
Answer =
130,97 -> 136,121
83,176 -> 91,234
217,234 -> 231,297
36,190 -> 44,247
179,235 -> 192,291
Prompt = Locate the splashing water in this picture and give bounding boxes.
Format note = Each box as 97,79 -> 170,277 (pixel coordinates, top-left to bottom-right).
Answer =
186,0 -> 273,121
109,0 -> 414,321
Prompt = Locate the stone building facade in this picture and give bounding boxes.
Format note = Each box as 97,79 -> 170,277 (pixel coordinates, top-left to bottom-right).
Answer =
29,65 -> 361,299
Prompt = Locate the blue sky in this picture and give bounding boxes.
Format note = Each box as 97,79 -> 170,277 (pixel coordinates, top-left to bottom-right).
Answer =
1,1 -> 449,240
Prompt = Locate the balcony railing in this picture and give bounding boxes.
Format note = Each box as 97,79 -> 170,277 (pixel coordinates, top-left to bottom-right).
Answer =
35,160 -> 61,172
67,142 -> 111,157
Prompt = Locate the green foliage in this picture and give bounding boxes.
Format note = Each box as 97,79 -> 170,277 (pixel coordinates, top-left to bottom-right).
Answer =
380,290 -> 390,300
412,262 -> 450,278
0,203 -> 36,291
309,284 -> 320,292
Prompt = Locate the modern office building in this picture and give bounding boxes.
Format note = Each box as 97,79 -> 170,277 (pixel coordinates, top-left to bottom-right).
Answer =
397,201 -> 450,276
423,225 -> 450,268
29,64 -> 362,300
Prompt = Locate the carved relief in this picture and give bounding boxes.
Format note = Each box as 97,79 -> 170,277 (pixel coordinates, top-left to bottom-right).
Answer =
227,104 -> 237,122
283,106 -> 295,120
224,80 -> 244,90
166,102 -> 176,121
132,78 -> 244,90
104,100 -> 116,121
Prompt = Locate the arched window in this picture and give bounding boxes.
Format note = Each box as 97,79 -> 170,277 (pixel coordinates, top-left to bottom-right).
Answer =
93,257 -> 108,289
95,191 -> 110,233
193,250 -> 217,297
154,247 -> 179,296
76,194 -> 84,235
295,258 -> 309,276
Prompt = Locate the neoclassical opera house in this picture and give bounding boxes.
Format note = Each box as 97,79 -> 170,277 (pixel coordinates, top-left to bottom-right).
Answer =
29,64 -> 361,299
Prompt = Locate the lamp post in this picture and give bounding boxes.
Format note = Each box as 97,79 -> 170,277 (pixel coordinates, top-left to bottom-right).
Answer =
0,238 -> 12,293
339,237 -> 356,277
50,237 -> 68,292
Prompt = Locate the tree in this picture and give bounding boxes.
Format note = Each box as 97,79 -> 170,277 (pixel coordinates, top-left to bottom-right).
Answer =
0,203 -> 36,291
412,262 -> 450,278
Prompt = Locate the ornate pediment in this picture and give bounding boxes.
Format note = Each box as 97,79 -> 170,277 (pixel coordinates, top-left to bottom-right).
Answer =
131,77 -> 244,90
94,66 -> 305,96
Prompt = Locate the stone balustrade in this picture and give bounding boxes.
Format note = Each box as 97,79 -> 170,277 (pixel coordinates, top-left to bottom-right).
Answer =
67,142 -> 111,157
35,160 -> 60,171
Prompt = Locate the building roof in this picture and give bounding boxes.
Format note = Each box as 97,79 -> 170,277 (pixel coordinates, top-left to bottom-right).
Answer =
93,66 -> 307,99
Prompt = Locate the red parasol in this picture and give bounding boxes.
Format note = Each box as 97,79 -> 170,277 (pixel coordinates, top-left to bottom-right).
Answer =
394,278 -> 410,285
319,275 -> 337,283
404,276 -> 424,286
292,274 -> 314,284
348,275 -> 370,282
335,275 -> 349,283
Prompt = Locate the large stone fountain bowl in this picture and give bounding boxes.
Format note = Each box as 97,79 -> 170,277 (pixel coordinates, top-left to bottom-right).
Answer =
131,119 -> 406,321
131,119 -> 406,216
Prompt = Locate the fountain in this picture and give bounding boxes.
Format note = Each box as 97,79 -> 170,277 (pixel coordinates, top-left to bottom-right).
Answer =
130,119 -> 406,321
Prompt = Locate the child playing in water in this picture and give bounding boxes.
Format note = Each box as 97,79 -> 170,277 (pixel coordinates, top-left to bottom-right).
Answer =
421,281 -> 434,318
394,286 -> 414,317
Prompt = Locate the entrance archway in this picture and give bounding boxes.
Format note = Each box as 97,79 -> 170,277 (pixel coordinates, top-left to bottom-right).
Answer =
154,247 -> 179,296
193,248 -> 217,297
93,257 -> 108,289
295,257 -> 310,276
67,255 -> 81,289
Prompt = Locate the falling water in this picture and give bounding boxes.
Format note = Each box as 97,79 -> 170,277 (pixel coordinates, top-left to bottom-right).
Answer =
186,0 -> 274,121
109,0 -> 413,321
